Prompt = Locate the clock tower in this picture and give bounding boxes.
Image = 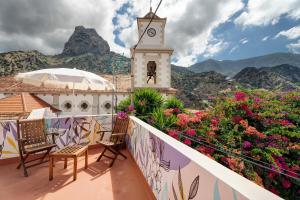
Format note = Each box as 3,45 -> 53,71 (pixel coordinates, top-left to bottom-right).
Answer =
131,8 -> 175,96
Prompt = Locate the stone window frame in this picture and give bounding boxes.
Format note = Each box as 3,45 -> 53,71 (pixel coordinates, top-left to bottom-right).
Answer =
78,100 -> 90,112
62,100 -> 72,112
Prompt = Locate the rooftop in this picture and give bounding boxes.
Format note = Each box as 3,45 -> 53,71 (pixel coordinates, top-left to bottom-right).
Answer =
0,148 -> 155,200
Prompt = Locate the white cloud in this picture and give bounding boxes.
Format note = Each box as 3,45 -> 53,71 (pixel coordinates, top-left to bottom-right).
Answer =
0,0 -> 128,55
275,26 -> 300,40
262,36 -> 269,41
118,0 -> 244,66
235,0 -> 300,27
287,39 -> 300,53
203,39 -> 228,58
240,38 -> 248,44
229,45 -> 239,54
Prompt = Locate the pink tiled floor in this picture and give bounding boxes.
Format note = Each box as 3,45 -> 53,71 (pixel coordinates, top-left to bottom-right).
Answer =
0,148 -> 155,200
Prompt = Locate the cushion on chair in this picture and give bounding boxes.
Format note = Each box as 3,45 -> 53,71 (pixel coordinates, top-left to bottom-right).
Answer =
24,143 -> 56,153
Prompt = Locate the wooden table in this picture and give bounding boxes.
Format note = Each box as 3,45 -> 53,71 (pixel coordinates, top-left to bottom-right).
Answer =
49,145 -> 88,181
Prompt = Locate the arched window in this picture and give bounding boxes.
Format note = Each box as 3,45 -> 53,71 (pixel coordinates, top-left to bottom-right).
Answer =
147,61 -> 157,84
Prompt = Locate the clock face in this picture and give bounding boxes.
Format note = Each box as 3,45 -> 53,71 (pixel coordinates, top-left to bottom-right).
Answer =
147,28 -> 156,37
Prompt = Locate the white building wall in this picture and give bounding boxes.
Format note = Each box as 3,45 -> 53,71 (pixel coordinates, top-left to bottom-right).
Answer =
36,94 -> 53,105
59,94 -> 93,116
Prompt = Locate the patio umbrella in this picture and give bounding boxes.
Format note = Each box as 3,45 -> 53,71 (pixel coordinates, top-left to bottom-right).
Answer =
15,68 -> 115,91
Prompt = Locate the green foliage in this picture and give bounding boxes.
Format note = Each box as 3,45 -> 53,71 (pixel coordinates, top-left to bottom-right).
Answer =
151,108 -> 178,131
133,88 -> 163,120
163,97 -> 185,111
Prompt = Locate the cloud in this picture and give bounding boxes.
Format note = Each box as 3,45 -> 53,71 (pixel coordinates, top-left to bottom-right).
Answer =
118,0 -> 244,66
203,38 -> 228,58
240,38 -> 248,44
229,45 -> 239,54
262,36 -> 269,41
287,39 -> 300,53
275,26 -> 300,40
235,0 -> 300,27
0,0 -> 127,54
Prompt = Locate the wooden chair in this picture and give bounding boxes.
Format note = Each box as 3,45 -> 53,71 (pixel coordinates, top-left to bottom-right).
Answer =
96,117 -> 129,167
17,119 -> 57,177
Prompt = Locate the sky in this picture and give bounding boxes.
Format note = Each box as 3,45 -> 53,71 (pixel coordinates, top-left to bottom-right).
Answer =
0,0 -> 299,67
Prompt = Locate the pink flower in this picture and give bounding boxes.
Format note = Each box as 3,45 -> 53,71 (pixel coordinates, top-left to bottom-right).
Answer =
168,130 -> 180,140
138,100 -> 145,106
163,108 -> 174,116
176,113 -> 189,127
186,129 -> 196,136
211,118 -> 219,126
235,92 -> 246,101
282,179 -> 291,189
254,98 -> 261,103
128,105 -> 135,112
117,111 -> 127,119
184,139 -> 192,146
243,141 -> 252,149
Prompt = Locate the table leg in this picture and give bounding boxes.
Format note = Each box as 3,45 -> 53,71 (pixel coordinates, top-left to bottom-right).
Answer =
49,156 -> 53,181
73,157 -> 77,181
85,150 -> 88,169
64,158 -> 67,169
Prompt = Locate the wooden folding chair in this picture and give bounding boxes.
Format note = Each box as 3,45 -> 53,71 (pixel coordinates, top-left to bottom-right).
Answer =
16,119 -> 57,177
96,117 -> 129,167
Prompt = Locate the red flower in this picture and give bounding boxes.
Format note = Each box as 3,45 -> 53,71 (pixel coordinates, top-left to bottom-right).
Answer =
235,92 -> 247,101
282,179 -> 291,189
211,118 -> 219,126
168,130 -> 180,140
186,129 -> 196,136
176,113 -> 190,127
232,115 -> 243,124
184,139 -> 192,146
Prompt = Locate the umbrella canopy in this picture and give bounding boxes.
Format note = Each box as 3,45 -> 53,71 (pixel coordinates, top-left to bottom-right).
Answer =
15,68 -> 115,91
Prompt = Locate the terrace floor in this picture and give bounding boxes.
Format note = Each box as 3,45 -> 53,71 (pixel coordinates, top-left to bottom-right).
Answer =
0,147 -> 155,200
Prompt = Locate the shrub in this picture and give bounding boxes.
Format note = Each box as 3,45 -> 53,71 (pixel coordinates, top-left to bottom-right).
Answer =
150,108 -> 178,131
163,96 -> 185,113
117,88 -> 163,120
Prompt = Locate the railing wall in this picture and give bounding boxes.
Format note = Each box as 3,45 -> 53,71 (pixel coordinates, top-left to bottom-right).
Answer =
0,115 -> 113,160
127,116 -> 282,200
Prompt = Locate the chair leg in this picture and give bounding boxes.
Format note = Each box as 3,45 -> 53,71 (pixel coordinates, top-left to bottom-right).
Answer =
16,153 -> 28,169
96,147 -> 107,162
40,149 -> 51,163
73,157 -> 77,181
18,153 -> 29,177
85,149 -> 88,169
109,153 -> 118,168
49,156 -> 54,181
118,150 -> 127,159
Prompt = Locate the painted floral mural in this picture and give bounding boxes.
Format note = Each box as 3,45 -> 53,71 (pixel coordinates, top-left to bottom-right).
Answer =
127,117 -> 249,200
0,115 -> 113,159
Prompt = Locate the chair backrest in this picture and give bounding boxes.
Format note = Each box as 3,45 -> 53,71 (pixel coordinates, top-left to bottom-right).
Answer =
17,119 -> 47,147
110,117 -> 130,145
112,117 -> 130,135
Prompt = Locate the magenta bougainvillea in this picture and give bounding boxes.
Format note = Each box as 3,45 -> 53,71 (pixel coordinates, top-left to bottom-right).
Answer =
149,90 -> 300,199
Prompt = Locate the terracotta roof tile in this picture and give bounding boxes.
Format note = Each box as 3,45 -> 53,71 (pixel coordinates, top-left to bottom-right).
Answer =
0,92 -> 60,115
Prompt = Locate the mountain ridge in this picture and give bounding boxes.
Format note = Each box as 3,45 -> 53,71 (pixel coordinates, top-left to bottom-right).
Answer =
189,52 -> 300,77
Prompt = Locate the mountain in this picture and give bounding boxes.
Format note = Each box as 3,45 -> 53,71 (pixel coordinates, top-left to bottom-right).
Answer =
172,69 -> 238,108
189,53 -> 300,77
233,65 -> 300,90
61,26 -> 110,57
0,26 -> 130,77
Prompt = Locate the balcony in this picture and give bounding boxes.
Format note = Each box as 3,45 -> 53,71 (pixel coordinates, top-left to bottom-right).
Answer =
0,115 -> 283,200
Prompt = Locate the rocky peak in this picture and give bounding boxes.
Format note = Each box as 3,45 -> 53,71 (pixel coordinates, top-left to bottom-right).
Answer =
61,26 -> 110,56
